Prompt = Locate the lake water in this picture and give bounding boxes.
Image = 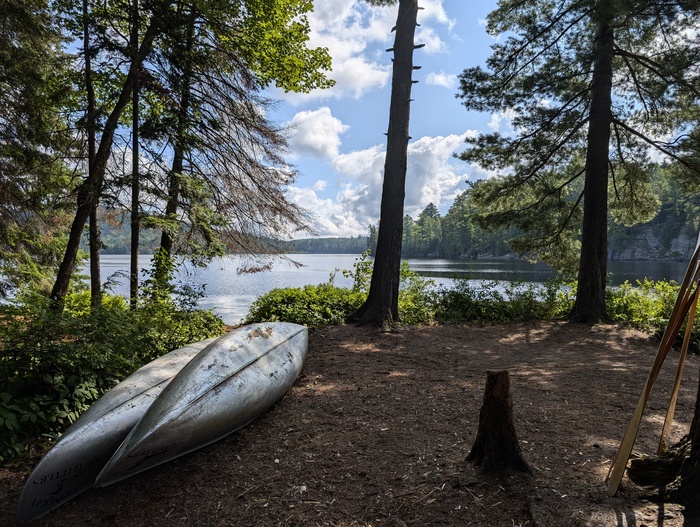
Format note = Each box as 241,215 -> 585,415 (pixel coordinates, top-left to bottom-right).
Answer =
88,254 -> 690,325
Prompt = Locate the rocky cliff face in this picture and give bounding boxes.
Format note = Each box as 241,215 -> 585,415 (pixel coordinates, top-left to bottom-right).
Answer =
609,227 -> 697,261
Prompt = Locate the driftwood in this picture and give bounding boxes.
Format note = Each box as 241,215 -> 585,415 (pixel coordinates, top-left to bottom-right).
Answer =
467,370 -> 532,475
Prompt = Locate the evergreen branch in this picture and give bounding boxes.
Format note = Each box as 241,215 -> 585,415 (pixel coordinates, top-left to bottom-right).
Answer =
609,158 -> 620,202
493,9 -> 591,95
518,118 -> 588,185
508,181 -> 585,251
614,46 -> 700,96
619,53 -> 652,119
511,87 -> 590,145
611,118 -> 695,170
612,121 -> 627,166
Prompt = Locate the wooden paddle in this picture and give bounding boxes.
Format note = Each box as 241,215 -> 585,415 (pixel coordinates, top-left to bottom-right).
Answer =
606,242 -> 700,496
657,284 -> 699,455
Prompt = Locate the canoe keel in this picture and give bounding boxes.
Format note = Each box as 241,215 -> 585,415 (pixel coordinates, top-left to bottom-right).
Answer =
95,323 -> 308,486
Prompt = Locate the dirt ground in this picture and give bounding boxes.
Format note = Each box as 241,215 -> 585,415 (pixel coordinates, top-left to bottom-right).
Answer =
3,321 -> 700,526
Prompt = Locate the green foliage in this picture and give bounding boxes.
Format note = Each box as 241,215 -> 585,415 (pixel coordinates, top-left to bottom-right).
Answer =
0,0 -> 76,298
397,261 -> 438,324
0,270 -> 223,461
247,251 -> 439,326
245,283 -> 365,327
606,279 -> 680,333
434,278 -> 572,323
237,0 -> 334,93
343,250 -> 374,293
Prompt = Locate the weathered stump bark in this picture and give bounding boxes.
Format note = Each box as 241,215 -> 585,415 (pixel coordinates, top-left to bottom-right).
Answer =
467,370 -> 532,474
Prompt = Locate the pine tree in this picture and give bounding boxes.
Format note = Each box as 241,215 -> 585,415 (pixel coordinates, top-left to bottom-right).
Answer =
0,0 -> 75,295
457,0 -> 700,322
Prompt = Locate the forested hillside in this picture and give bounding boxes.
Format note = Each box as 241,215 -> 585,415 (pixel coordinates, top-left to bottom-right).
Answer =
96,174 -> 700,261
288,174 -> 700,261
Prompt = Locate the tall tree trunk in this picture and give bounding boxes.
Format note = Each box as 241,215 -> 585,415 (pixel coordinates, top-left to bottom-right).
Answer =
84,0 -> 102,311
160,5 -> 196,260
50,20 -> 160,311
350,0 -> 418,327
129,0 -> 140,309
569,13 -> 613,323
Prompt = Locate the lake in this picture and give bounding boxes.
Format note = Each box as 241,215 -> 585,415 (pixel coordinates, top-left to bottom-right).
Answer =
86,254 -> 689,325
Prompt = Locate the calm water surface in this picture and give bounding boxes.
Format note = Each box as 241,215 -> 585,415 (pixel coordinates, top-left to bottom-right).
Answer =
89,254 -> 689,325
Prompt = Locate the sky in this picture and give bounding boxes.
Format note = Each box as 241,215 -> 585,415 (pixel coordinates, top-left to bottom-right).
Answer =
267,0 -> 502,239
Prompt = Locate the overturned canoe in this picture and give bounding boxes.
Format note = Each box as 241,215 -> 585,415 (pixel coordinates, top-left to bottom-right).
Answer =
15,337 -> 217,523
95,322 -> 308,487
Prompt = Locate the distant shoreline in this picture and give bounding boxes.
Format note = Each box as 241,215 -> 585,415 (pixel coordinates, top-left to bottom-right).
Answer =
96,251 -> 692,263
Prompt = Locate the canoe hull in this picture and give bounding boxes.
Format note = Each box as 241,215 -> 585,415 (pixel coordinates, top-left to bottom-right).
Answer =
95,322 -> 308,487
15,337 -> 215,523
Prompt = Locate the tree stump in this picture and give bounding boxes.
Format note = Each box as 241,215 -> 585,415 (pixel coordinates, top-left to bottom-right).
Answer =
467,370 -> 532,474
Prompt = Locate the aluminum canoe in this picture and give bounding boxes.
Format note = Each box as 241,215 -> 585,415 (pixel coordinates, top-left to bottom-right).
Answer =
95,322 -> 308,487
15,337 -> 216,523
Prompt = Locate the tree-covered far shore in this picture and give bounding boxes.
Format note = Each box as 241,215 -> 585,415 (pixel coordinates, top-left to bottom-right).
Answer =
96,170 -> 700,262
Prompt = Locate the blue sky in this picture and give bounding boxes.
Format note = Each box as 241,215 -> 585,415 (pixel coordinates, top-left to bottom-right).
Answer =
268,0 -> 502,238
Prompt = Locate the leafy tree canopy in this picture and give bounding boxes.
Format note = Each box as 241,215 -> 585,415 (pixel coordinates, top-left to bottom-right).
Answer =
0,0 -> 76,295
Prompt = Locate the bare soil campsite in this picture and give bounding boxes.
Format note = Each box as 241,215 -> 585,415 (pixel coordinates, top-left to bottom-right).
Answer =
2,322 -> 700,526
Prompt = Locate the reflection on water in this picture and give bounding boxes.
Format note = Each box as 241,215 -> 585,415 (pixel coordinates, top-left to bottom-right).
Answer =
86,254 -> 689,325
407,258 -> 687,287
406,258 -> 556,283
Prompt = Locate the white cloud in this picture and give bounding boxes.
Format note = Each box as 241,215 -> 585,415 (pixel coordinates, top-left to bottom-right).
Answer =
488,108 -> 518,135
403,134 -> 472,217
288,107 -> 349,159
326,57 -> 391,99
286,185 -> 370,237
426,71 -> 458,89
287,132 -> 477,236
280,0 -> 455,102
420,0 -> 456,31
279,1 -> 394,102
416,26 -> 447,54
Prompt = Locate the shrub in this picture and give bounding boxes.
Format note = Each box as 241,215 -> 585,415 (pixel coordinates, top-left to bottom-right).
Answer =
247,252 -> 440,327
398,261 -> 438,324
434,278 -> 573,323
607,279 -> 679,333
246,284 -> 365,327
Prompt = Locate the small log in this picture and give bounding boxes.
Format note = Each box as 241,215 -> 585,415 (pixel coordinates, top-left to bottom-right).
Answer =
467,370 -> 532,475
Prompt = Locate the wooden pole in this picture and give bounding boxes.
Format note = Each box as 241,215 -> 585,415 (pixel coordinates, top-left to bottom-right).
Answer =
658,286 -> 699,455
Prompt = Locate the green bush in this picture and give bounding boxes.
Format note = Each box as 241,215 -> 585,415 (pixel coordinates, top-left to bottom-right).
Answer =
247,251 -> 440,326
433,278 -> 572,323
246,284 -> 365,327
398,261 -> 438,324
607,279 -> 679,333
